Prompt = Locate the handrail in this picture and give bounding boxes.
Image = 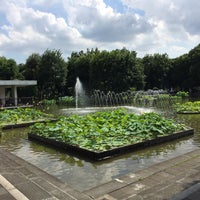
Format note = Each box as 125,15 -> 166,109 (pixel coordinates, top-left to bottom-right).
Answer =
0,97 -> 35,107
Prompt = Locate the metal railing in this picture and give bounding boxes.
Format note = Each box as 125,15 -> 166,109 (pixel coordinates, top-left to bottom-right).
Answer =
0,97 -> 35,107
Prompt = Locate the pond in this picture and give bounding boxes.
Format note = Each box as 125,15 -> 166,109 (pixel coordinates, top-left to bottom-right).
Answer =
0,107 -> 199,191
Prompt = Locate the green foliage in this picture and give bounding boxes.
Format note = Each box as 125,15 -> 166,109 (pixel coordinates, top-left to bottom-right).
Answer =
175,91 -> 189,98
67,48 -> 145,93
30,109 -> 186,152
171,44 -> 200,90
0,57 -> 20,80
89,48 -> 144,92
24,53 -> 41,80
0,108 -> 52,127
58,96 -> 75,106
1,43 -> 200,99
42,99 -> 57,105
38,49 -> 68,99
142,53 -> 172,89
41,96 -> 75,106
175,101 -> 200,113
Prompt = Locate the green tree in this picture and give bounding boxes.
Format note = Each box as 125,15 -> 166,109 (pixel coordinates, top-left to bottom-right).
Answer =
24,53 -> 41,80
170,54 -> 190,90
67,49 -> 92,94
0,57 -> 19,79
169,44 -> 200,92
142,53 -> 172,89
67,48 -> 145,93
89,48 -> 144,92
38,49 -> 67,99
188,44 -> 200,88
17,63 -> 25,80
89,49 -> 110,91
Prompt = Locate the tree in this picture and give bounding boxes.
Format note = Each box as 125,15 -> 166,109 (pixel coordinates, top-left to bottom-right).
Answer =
89,49 -> 110,91
38,49 -> 68,99
169,44 -> 200,92
99,48 -> 144,92
188,44 -> 200,88
67,49 -> 92,95
24,53 -> 41,80
170,54 -> 190,90
142,53 -> 172,89
17,63 -> 25,80
0,57 -> 19,80
67,48 -> 145,93
89,48 -> 145,92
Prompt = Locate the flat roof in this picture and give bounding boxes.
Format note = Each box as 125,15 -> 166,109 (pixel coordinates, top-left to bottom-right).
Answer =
0,80 -> 37,86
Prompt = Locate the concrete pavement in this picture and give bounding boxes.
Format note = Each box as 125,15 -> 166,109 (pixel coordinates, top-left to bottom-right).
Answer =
0,147 -> 199,200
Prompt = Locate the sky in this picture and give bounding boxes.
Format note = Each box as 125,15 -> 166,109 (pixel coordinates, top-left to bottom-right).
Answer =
0,0 -> 199,64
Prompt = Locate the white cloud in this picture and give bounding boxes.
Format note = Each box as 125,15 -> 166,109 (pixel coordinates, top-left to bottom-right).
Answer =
0,0 -> 96,62
0,0 -> 199,62
122,0 -> 200,56
122,0 -> 200,36
62,0 -> 153,42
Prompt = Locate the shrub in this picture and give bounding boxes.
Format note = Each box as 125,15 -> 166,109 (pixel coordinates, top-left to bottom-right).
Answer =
58,96 -> 75,106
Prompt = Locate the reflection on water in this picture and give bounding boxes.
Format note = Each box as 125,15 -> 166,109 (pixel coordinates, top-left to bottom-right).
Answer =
60,106 -> 155,116
0,113 -> 199,191
176,114 -> 200,146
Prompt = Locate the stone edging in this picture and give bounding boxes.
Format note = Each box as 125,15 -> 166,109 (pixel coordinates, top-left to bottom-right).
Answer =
28,128 -> 194,161
1,119 -> 56,130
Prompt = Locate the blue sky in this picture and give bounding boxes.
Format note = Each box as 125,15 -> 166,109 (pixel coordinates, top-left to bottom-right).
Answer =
0,0 -> 199,64
104,0 -> 126,13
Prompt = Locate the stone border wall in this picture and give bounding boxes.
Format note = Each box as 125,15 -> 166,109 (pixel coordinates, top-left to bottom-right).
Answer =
28,128 -> 194,161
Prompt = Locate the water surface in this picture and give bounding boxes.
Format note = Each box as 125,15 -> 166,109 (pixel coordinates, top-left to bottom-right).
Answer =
0,111 -> 199,191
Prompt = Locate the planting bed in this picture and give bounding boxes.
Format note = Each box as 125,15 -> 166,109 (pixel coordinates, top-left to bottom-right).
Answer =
28,128 -> 193,161
175,101 -> 200,114
28,109 -> 194,161
0,108 -> 54,129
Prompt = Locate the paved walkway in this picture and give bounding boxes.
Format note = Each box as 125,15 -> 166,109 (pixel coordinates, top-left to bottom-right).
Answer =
0,148 -> 199,200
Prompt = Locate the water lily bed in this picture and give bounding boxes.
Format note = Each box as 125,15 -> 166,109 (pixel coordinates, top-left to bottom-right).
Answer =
28,108 -> 193,160
0,108 -> 53,129
175,101 -> 200,114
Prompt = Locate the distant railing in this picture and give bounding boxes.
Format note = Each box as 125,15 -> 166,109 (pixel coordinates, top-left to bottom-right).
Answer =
0,97 -> 35,107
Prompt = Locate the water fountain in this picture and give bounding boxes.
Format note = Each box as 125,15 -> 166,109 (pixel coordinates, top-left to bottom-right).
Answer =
75,77 -> 84,108
58,76 -> 182,118
60,79 -> 178,116
91,90 -> 132,107
61,79 -> 155,115
89,89 -> 177,115
90,89 -> 174,109
130,89 -> 178,117
61,78 -> 118,115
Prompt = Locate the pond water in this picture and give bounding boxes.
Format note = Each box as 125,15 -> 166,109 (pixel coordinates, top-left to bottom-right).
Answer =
0,107 -> 199,191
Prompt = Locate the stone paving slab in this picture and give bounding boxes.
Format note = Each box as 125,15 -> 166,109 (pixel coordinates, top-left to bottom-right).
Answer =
85,149 -> 200,200
0,147 -> 200,200
171,182 -> 200,200
0,148 -> 92,200
0,184 -> 16,200
0,174 -> 29,200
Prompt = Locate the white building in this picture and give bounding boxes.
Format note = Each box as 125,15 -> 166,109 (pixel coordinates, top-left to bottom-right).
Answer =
0,80 -> 37,107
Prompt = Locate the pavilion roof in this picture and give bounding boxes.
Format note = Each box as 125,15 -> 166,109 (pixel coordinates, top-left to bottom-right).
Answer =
0,80 -> 37,87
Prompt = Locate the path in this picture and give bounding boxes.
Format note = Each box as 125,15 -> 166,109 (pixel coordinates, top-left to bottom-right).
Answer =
0,148 -> 199,200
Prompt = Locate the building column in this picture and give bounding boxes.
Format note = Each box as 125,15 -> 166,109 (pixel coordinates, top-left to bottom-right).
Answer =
12,86 -> 18,106
0,87 -> 5,106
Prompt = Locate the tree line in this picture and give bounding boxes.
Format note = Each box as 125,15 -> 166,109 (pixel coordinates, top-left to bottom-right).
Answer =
0,44 -> 200,99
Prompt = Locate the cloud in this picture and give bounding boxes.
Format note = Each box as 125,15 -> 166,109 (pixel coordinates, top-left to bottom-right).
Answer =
123,0 -> 200,35
62,0 -> 153,42
121,0 -> 200,55
0,0 -> 95,61
0,0 -> 199,63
